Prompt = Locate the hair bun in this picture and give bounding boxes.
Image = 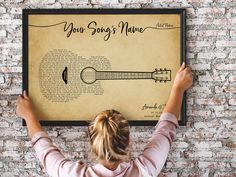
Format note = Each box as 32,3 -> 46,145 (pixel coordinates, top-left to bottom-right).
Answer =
89,109 -> 130,162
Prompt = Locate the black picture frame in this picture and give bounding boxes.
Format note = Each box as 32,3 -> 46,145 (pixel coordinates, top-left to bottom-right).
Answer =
22,8 -> 186,126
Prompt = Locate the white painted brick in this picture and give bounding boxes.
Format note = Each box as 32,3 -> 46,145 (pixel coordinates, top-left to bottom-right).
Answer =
5,0 -> 23,2
215,129 -> 236,139
0,19 -> 21,25
215,85 -> 236,94
125,3 -> 141,8
190,86 -> 212,94
187,18 -> 231,26
194,120 -> 222,131
53,0 -> 71,4
185,131 -> 214,139
123,0 -> 151,3
214,150 -> 235,158
230,29 -> 236,38
198,161 -> 230,169
159,172 -> 178,177
229,75 -> 236,82
0,121 -> 9,127
232,17 -> 236,24
187,98 -> 194,105
198,72 -> 214,82
229,98 -> 236,105
187,110 -> 211,117
2,151 -> 21,158
27,0 -> 56,4
24,162 -> 38,169
215,64 -> 236,70
47,131 -> 58,137
0,30 -> 7,37
229,48 -> 236,58
5,140 -> 19,147
187,0 -> 214,4
0,100 -> 8,107
166,160 -> 195,168
191,63 -> 211,70
0,76 -> 5,84
190,151 -> 213,158
214,110 -> 236,118
221,119 -> 233,125
9,8 -> 22,14
197,7 -> 225,17
194,122 -> 209,129
60,131 -> 87,140
230,7 -> 236,15
0,67 -> 22,73
0,7 -> 6,13
188,41 -> 212,47
216,40 -> 236,47
41,2 -> 62,8
194,141 -> 222,149
231,162 -> 236,168
91,0 -> 119,4
198,52 -> 227,59
172,142 -> 189,148
187,52 -> 195,59
186,8 -> 195,17
195,97 -> 226,106
214,172 -> 236,177
0,43 -> 21,49
188,29 -> 227,37
72,0 -> 89,4
2,87 -> 22,95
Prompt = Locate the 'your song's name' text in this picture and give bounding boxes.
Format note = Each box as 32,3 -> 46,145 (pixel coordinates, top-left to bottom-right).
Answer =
63,20 -> 176,41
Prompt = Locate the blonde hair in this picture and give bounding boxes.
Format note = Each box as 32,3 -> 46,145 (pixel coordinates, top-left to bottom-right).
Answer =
89,110 -> 130,163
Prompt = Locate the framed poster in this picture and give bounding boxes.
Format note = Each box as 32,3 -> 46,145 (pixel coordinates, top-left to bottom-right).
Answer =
23,9 -> 186,126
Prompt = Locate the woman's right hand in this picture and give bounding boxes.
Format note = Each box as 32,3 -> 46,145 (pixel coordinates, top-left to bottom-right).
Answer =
173,62 -> 193,93
163,62 -> 193,118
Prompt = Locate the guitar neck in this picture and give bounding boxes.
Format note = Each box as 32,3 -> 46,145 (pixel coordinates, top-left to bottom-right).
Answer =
96,71 -> 153,80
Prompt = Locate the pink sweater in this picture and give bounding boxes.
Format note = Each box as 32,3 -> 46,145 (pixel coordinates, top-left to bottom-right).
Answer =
31,112 -> 179,177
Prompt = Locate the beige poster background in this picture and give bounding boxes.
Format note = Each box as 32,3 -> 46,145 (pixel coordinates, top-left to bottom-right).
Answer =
28,14 -> 181,121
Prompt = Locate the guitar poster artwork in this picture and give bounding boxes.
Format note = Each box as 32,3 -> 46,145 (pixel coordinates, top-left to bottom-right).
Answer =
23,9 -> 186,125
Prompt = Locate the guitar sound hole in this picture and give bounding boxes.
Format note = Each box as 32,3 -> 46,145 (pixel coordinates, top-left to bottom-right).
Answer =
80,67 -> 97,84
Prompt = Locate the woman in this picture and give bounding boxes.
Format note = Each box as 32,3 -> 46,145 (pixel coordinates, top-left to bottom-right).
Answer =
16,63 -> 193,177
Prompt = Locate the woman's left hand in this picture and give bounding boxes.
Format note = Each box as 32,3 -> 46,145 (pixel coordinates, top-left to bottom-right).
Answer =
16,90 -> 36,121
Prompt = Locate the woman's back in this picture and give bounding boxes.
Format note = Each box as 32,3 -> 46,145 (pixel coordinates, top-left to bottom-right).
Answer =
31,113 -> 178,177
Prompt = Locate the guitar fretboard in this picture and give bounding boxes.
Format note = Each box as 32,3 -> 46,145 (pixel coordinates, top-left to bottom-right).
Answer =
96,71 -> 153,80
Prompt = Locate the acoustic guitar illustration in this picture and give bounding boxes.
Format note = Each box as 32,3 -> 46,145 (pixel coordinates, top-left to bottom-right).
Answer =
39,49 -> 172,102
62,66 -> 171,85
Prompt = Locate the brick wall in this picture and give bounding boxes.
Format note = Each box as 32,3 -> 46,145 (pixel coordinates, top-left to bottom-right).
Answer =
0,0 -> 236,176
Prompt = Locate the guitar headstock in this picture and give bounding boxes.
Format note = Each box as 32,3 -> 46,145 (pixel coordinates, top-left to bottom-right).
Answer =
152,68 -> 171,83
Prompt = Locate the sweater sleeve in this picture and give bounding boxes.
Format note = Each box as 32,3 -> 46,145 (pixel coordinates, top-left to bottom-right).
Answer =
31,131 -> 86,177
135,112 -> 179,177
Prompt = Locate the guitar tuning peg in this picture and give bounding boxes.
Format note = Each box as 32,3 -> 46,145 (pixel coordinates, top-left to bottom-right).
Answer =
164,68 -> 167,70
155,68 -> 158,71
160,68 -> 162,71
164,80 -> 167,83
